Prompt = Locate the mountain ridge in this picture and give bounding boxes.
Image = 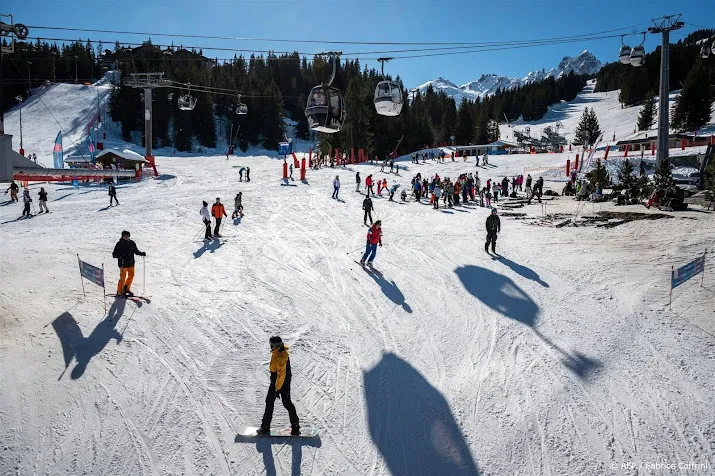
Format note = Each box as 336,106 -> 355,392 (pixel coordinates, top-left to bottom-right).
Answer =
416,50 -> 602,103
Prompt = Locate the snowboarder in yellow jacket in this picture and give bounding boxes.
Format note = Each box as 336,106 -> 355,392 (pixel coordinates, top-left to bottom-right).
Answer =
258,336 -> 301,435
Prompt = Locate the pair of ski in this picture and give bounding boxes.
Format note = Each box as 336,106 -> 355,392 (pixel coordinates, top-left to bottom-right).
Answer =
354,260 -> 382,276
237,425 -> 319,438
114,294 -> 151,304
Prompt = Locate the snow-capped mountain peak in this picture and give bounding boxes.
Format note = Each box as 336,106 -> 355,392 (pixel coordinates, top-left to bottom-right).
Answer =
416,51 -> 602,102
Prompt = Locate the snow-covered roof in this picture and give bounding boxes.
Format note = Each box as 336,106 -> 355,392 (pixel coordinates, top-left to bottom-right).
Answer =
96,149 -> 147,163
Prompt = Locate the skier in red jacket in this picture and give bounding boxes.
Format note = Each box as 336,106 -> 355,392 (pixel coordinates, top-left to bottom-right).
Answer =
360,220 -> 383,265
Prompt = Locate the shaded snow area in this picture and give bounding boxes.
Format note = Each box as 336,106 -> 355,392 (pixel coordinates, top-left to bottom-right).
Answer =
1,151 -> 714,475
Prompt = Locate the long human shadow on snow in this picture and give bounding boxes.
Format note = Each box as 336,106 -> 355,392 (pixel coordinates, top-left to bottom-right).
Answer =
364,269 -> 412,313
492,256 -> 549,288
455,265 -> 600,379
51,299 -> 126,380
364,353 -> 480,475
193,238 -> 223,258
234,434 -> 322,476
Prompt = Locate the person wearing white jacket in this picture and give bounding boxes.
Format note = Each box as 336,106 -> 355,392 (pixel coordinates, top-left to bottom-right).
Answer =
433,184 -> 441,210
200,201 -> 213,241
332,175 -> 340,200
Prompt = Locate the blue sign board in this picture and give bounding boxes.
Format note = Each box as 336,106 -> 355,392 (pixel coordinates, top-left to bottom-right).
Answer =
278,141 -> 292,156
671,253 -> 706,289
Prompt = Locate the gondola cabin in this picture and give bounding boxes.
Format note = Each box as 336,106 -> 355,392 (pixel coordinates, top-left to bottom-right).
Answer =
374,81 -> 403,117
304,85 -> 346,133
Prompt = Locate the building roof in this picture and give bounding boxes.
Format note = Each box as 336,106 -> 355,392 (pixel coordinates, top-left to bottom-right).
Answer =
96,149 -> 147,163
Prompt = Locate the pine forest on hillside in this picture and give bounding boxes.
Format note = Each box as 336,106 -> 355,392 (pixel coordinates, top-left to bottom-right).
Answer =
1,29 -> 714,154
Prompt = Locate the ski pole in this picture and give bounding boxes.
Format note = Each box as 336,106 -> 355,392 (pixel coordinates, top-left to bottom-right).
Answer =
346,246 -> 365,255
193,225 -> 204,242
142,255 -> 146,296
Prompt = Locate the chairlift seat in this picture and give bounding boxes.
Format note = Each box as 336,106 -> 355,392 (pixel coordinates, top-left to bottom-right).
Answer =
236,103 -> 248,115
374,80 -> 403,117
178,94 -> 197,111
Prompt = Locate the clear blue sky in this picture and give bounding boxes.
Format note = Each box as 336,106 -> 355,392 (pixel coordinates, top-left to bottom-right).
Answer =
9,0 -> 715,87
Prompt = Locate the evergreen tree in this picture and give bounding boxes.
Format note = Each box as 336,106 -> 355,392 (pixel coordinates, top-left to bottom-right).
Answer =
672,61 -> 714,132
637,95 -> 656,131
653,158 -> 673,189
487,119 -> 500,143
617,158 -> 636,189
454,99 -> 473,145
574,107 -> 602,146
589,158 -> 610,187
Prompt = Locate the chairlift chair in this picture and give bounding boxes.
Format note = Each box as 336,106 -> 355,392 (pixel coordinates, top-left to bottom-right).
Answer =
304,53 -> 346,133
712,39 -> 715,56
236,94 -> 248,115
178,83 -> 197,111
629,34 -> 646,67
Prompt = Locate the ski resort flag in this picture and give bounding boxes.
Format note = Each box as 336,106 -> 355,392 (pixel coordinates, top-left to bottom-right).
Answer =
78,257 -> 105,288
671,252 -> 706,289
53,131 -> 63,169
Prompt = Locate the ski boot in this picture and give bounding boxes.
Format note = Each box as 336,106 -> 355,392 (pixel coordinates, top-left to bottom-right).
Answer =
123,287 -> 134,298
290,425 -> 301,436
256,426 -> 270,436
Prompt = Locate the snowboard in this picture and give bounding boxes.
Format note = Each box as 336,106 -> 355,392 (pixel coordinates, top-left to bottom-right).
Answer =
237,425 -> 319,438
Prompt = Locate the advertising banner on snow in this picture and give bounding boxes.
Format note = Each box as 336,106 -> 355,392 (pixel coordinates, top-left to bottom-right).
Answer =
78,257 -> 105,288
53,131 -> 63,169
671,252 -> 706,289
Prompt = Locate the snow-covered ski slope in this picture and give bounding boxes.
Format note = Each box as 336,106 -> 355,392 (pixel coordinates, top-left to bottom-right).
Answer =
500,80 -> 715,146
3,81 -> 112,165
1,151 -> 714,475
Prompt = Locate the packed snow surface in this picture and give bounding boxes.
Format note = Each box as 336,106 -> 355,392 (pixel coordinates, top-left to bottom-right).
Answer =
1,150 -> 714,475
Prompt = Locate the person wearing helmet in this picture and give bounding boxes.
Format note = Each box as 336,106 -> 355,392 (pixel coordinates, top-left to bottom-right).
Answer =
257,336 -> 300,436
211,197 -> 227,237
360,220 -> 383,265
232,193 -> 244,219
112,230 -> 146,297
485,208 -> 501,254
200,201 -> 213,241
21,188 -> 32,217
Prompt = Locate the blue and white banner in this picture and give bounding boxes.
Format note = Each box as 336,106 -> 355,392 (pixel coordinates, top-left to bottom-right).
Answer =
78,257 -> 105,288
671,253 -> 706,289
53,131 -> 63,169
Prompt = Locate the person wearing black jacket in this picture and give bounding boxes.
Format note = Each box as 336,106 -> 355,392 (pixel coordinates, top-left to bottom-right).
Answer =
109,183 -> 119,206
355,171 -> 361,192
38,187 -> 49,213
362,194 -> 374,225
5,181 -> 19,202
485,208 -> 501,253
112,230 -> 146,297
528,176 -> 544,204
